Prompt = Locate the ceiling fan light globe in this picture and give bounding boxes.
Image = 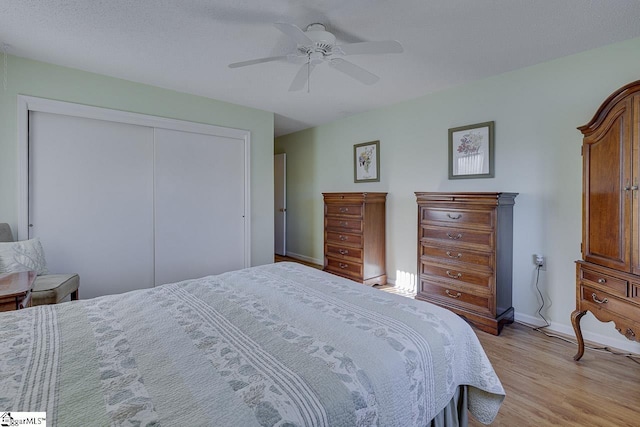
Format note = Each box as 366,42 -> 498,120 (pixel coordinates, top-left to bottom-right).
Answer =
304,24 -> 336,46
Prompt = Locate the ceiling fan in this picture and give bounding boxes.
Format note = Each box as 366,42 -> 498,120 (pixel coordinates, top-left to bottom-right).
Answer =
228,23 -> 403,91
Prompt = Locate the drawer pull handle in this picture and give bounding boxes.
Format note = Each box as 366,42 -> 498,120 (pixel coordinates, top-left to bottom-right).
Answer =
339,263 -> 349,269
446,251 -> 462,259
339,207 -> 349,213
447,213 -> 462,220
339,235 -> 348,241
446,270 -> 462,279
597,278 -> 606,284
445,290 -> 461,298
625,328 -> 636,339
338,249 -> 349,255
340,221 -> 349,227
591,293 -> 608,304
446,232 -> 463,240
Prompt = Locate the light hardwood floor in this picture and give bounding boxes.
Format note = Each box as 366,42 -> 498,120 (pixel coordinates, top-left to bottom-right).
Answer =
470,322 -> 639,426
275,255 -> 640,426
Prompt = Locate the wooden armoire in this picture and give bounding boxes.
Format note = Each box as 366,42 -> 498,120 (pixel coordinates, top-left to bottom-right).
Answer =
572,80 -> 640,361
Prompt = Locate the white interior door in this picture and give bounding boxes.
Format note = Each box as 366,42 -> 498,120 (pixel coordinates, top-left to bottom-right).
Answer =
29,111 -> 155,299
274,153 -> 286,256
154,128 -> 246,285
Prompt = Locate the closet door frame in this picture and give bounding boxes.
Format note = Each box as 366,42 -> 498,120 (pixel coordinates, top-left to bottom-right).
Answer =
17,95 -> 251,267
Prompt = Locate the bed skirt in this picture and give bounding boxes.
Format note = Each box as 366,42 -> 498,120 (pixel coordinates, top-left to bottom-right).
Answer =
430,386 -> 469,427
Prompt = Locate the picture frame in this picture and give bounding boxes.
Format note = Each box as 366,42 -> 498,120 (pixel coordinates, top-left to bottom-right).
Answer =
354,140 -> 380,183
448,121 -> 495,179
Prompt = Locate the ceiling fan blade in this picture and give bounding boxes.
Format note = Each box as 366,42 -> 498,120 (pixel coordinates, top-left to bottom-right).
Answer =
329,58 -> 379,85
274,22 -> 314,46
228,55 -> 289,68
289,62 -> 316,92
339,40 -> 404,55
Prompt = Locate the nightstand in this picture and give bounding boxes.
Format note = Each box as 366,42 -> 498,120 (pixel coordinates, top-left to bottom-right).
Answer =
0,271 -> 37,311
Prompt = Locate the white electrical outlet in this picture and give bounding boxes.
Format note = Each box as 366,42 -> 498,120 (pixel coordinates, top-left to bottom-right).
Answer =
533,254 -> 545,270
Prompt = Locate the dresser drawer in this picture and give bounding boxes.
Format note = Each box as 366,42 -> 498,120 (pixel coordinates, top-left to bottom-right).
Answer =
326,218 -> 363,233
420,207 -> 493,228
326,231 -> 363,247
325,257 -> 363,280
421,244 -> 493,270
420,225 -> 493,250
420,280 -> 492,316
325,244 -> 363,262
325,204 -> 363,218
581,285 -> 638,319
579,266 -> 628,297
420,261 -> 492,289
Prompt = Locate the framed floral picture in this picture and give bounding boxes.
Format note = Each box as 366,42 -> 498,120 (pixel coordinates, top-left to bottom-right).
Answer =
354,140 -> 380,183
448,121 -> 494,179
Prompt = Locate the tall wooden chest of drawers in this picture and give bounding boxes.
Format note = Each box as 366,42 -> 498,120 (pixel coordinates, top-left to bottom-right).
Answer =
415,192 -> 517,335
323,192 -> 387,285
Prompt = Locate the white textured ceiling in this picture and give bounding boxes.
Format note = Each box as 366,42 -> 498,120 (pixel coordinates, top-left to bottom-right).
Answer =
1,1 -> 640,136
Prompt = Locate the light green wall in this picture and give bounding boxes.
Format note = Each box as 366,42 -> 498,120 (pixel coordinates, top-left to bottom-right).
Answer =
0,55 -> 274,266
276,36 -> 640,351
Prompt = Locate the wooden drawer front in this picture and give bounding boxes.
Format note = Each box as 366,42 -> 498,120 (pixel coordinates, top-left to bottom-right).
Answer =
420,280 -> 492,315
326,218 -> 363,233
420,225 -> 493,250
325,257 -> 363,279
326,231 -> 363,247
420,261 -> 492,289
581,286 -> 637,319
326,204 -> 363,218
326,244 -> 363,262
420,244 -> 493,270
420,207 -> 493,228
579,267 -> 628,297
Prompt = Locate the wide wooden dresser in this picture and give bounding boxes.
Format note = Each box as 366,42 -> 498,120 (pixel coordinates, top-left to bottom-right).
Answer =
572,80 -> 640,360
323,192 -> 387,285
415,192 -> 517,335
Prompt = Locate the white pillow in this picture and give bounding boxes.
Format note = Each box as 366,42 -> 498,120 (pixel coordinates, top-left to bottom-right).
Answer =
0,238 -> 49,275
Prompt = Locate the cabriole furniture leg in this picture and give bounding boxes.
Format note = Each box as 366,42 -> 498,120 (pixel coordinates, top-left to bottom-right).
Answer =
571,309 -> 587,361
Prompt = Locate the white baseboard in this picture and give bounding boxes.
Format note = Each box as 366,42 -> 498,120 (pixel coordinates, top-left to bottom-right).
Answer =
284,251 -> 323,267
515,312 -> 640,355
514,312 -> 548,328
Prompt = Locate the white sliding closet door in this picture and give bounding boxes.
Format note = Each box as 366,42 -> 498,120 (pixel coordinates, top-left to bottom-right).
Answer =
154,128 -> 246,285
29,111 -> 155,299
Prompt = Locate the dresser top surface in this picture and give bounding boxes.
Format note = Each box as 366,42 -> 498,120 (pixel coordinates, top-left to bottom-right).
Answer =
323,192 -> 387,202
415,192 -> 518,205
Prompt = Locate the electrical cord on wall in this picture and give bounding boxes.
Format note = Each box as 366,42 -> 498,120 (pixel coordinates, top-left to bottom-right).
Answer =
532,264 -> 550,329
523,265 -> 640,366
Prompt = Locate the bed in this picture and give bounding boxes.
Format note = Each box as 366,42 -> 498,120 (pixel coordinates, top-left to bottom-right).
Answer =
0,262 -> 504,426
